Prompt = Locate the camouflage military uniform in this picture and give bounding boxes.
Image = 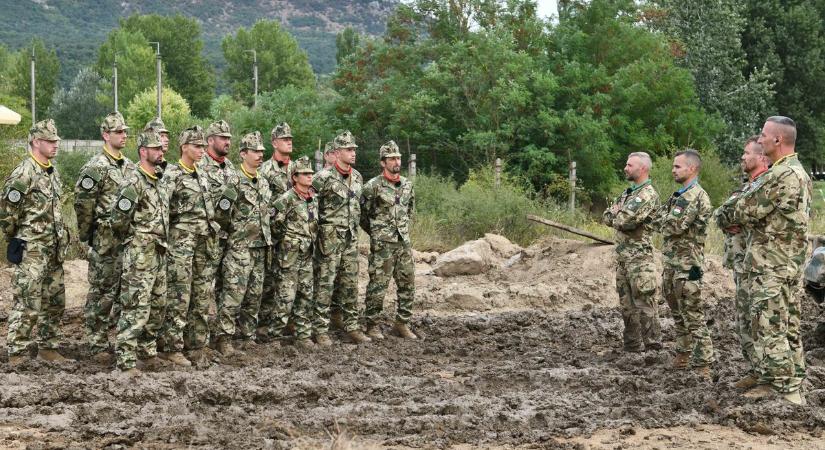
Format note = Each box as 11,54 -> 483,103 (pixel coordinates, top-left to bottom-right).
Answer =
161,126 -> 220,353
0,120 -> 70,357
360,142 -> 416,326
312,132 -> 363,334
271,156 -> 318,340
75,112 -> 136,355
732,154 -> 812,393
109,131 -> 169,370
602,180 -> 661,351
658,180 -> 714,367
215,132 -> 272,341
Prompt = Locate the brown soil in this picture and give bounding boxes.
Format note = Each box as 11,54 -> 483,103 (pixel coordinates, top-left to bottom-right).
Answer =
0,236 -> 824,449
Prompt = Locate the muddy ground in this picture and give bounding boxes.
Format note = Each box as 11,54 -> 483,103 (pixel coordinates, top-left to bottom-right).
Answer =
0,236 -> 824,449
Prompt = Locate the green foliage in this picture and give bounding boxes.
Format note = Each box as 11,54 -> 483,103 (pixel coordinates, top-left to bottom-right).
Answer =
96,29 -> 161,111
47,68 -> 111,139
336,27 -> 361,64
210,95 -> 246,122
54,148 -> 96,192
648,148 -> 739,207
120,14 -> 217,118
222,20 -> 315,104
125,87 -> 192,150
11,38 -> 60,121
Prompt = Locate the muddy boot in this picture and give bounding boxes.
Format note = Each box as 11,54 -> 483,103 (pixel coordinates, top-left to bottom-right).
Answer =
284,321 -> 296,337
315,334 -> 333,347
744,384 -> 775,399
159,351 -> 192,367
90,351 -> 114,365
693,365 -> 712,381
186,349 -> 209,367
366,324 -> 385,340
346,330 -> 372,344
294,338 -> 316,351
330,311 -> 345,331
783,390 -> 806,406
8,355 -> 27,366
138,356 -> 164,371
394,322 -> 418,340
256,326 -> 271,343
672,352 -> 689,370
120,367 -> 141,377
733,373 -> 759,390
216,336 -> 236,357
237,339 -> 258,351
37,349 -> 74,363
645,342 -> 663,351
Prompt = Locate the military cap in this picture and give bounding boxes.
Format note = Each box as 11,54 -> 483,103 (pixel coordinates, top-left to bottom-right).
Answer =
324,141 -> 335,154
333,130 -> 358,149
206,120 -> 232,138
138,130 -> 163,149
30,119 -> 61,141
379,140 -> 401,159
143,117 -> 168,134
178,125 -> 207,147
100,111 -> 130,133
270,122 -> 293,139
289,155 -> 314,178
240,131 -> 266,151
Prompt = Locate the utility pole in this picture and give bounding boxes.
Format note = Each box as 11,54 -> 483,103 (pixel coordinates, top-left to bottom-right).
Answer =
245,50 -> 258,108
113,54 -> 119,112
30,47 -> 36,125
149,42 -> 162,118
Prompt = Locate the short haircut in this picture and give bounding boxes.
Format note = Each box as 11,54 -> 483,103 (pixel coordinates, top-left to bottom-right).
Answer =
766,116 -> 797,145
745,135 -> 764,154
628,151 -> 652,170
675,148 -> 702,170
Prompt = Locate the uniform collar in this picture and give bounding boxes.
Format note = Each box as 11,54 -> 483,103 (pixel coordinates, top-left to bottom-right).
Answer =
677,178 -> 698,195
629,179 -> 650,192
772,152 -> 797,167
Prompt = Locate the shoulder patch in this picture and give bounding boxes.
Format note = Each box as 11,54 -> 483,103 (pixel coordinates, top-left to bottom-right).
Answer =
6,189 -> 22,203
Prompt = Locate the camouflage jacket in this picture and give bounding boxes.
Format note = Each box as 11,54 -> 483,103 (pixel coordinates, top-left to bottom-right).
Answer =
714,174 -> 767,273
272,189 -> 319,263
313,166 -> 362,235
226,169 -> 272,248
73,146 -> 137,243
656,181 -> 712,273
602,181 -> 659,263
0,157 -> 68,251
259,158 -> 293,204
165,162 -> 218,236
359,174 -> 415,244
732,154 -> 812,278
198,154 -> 240,236
110,166 -> 169,247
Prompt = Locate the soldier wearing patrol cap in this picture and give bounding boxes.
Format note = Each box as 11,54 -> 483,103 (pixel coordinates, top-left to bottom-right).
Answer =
0,119 -> 72,365
159,125 -> 220,367
213,131 -> 272,355
143,117 -> 170,154
258,122 -> 295,340
323,141 -> 337,169
271,156 -> 319,349
312,130 -> 371,344
75,111 -> 137,363
360,140 -> 417,340
109,130 -> 169,373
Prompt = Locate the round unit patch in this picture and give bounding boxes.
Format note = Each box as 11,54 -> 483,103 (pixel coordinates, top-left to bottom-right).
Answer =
81,177 -> 95,190
7,190 -> 21,203
117,198 -> 133,211
219,198 -> 232,211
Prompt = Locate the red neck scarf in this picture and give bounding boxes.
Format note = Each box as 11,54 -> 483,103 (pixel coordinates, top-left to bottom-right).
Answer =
273,152 -> 290,166
207,150 -> 225,164
335,162 -> 352,176
749,167 -> 768,181
293,185 -> 312,200
383,170 -> 400,184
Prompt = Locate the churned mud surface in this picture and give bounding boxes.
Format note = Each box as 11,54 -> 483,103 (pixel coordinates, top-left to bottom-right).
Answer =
0,237 -> 824,449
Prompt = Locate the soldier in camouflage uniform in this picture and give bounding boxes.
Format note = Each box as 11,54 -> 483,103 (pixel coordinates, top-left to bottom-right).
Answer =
657,149 -> 714,378
75,112 -> 136,363
144,117 -> 170,154
732,117 -> 811,405
213,132 -> 272,355
360,141 -> 417,340
109,131 -> 169,373
713,136 -> 770,389
312,131 -> 371,344
272,156 -> 319,349
159,125 -> 220,367
258,122 -> 294,340
0,120 -> 72,365
323,141 -> 336,169
602,152 -> 661,352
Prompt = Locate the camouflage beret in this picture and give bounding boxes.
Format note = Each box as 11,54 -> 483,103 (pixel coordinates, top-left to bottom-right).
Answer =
143,117 -> 168,134
138,130 -> 163,149
270,122 -> 293,139
100,111 -> 130,133
379,140 -> 401,159
324,141 -> 335,154
334,130 -> 358,149
240,131 -> 265,151
289,155 -> 314,178
30,119 -> 61,141
178,125 -> 207,147
206,120 -> 232,138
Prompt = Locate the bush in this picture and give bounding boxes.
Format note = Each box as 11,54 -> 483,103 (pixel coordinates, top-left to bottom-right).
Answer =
125,86 -> 192,149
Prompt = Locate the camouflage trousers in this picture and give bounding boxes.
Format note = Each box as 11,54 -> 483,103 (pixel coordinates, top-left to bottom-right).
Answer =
115,237 -> 167,370
215,244 -> 267,340
748,273 -> 805,393
7,243 -> 65,356
272,241 -> 314,340
615,257 -> 661,351
365,240 -> 415,325
83,223 -> 124,354
258,247 -> 279,334
161,229 -> 216,352
663,267 -> 714,367
313,229 -> 360,334
734,270 -> 757,374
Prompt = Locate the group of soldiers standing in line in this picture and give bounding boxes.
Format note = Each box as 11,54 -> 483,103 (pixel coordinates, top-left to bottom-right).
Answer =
1,111 -> 418,374
604,116 -> 811,406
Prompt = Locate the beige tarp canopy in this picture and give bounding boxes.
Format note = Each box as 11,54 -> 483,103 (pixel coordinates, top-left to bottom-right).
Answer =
0,105 -> 22,125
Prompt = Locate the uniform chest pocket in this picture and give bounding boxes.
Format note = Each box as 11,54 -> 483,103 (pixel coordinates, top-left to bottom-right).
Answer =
378,190 -> 397,208
332,182 -> 350,200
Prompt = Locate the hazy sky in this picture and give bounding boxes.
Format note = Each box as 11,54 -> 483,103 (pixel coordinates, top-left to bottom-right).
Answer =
535,0 -> 558,19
